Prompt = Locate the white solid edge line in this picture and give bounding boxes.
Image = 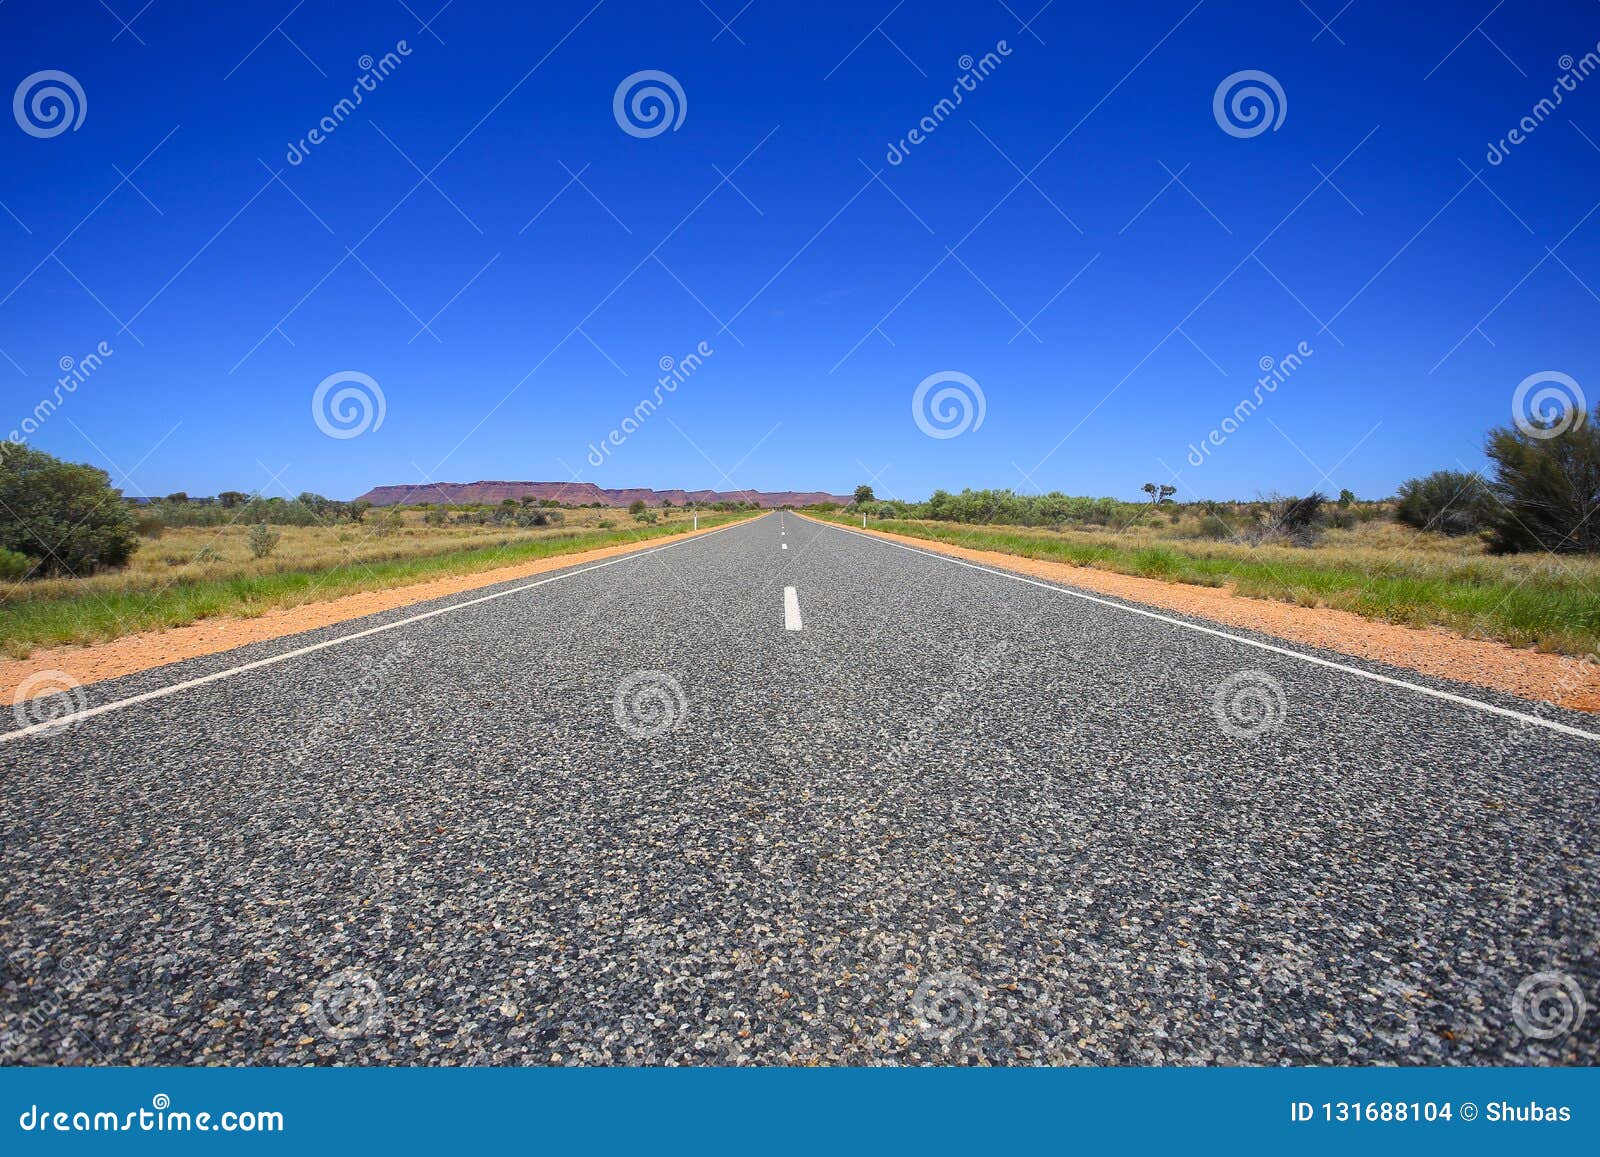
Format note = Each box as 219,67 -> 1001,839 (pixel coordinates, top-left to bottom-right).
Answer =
0,518 -> 755,744
821,519 -> 1600,744
783,586 -> 802,631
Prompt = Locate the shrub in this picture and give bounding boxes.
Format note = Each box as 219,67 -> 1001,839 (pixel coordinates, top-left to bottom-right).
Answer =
134,511 -> 165,538
1483,406 -> 1600,554
598,519 -> 615,529
634,511 -> 658,524
247,523 -> 281,558
0,546 -> 33,581
628,499 -> 648,515
371,508 -> 404,537
0,446 -> 138,576
422,506 -> 448,526
1394,470 -> 1491,536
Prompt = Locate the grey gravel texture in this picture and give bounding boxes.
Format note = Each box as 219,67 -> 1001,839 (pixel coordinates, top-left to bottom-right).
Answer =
1,512 -> 1596,1066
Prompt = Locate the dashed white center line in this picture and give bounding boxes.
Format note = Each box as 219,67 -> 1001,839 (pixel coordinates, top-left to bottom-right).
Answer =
783,586 -> 802,631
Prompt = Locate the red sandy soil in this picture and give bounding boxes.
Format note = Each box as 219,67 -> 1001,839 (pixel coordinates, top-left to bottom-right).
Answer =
819,518 -> 1600,714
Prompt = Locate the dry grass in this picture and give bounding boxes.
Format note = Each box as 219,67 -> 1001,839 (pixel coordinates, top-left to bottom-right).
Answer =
823,512 -> 1600,657
0,508 -> 739,656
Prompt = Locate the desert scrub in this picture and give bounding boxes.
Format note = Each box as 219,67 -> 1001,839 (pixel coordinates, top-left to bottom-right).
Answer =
247,523 -> 282,558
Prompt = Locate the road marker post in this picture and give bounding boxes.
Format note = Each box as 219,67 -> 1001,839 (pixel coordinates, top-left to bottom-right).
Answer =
693,514 -> 698,530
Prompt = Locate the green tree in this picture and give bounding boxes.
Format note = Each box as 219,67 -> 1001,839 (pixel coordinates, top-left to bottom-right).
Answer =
1483,407 -> 1600,554
853,485 -> 875,506
0,447 -> 138,577
628,499 -> 648,515
217,490 -> 249,509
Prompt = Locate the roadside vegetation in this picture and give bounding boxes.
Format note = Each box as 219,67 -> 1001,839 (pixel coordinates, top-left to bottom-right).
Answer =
0,454 -> 754,656
821,408 -> 1600,657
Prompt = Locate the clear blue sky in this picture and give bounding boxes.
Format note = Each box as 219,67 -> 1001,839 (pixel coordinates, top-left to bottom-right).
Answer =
2,0 -> 1597,502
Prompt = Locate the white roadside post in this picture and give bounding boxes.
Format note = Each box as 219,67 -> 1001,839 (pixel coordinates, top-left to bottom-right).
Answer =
693,514 -> 698,530
862,513 -> 867,528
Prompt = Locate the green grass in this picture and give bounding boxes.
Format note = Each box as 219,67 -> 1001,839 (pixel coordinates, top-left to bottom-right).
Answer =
0,513 -> 756,656
817,515 -> 1600,657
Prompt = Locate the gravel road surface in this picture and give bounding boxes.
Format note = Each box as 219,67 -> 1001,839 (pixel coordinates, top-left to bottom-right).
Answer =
2,512 -> 1596,1065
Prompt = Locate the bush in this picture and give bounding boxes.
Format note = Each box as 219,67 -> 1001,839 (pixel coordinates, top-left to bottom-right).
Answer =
247,523 -> 281,558
0,546 -> 34,581
1483,406 -> 1600,553
422,506 -> 448,527
0,446 -> 138,576
1394,470 -> 1491,536
134,511 -> 165,538
634,511 -> 658,524
628,499 -> 648,515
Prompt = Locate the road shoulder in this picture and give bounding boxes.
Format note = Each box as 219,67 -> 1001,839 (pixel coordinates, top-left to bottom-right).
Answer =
805,515 -> 1600,713
2,519 -> 744,702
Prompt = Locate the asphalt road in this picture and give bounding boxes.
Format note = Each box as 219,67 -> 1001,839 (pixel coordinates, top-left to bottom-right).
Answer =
2,512 -> 1596,1065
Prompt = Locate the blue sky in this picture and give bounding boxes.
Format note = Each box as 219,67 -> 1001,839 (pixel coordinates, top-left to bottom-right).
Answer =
2,0 -> 1598,502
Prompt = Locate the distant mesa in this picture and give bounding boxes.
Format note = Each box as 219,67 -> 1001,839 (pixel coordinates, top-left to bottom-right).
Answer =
353,481 -> 853,508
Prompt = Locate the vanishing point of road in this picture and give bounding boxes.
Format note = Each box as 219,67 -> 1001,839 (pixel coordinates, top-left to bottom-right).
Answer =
2,513 -> 1595,1064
